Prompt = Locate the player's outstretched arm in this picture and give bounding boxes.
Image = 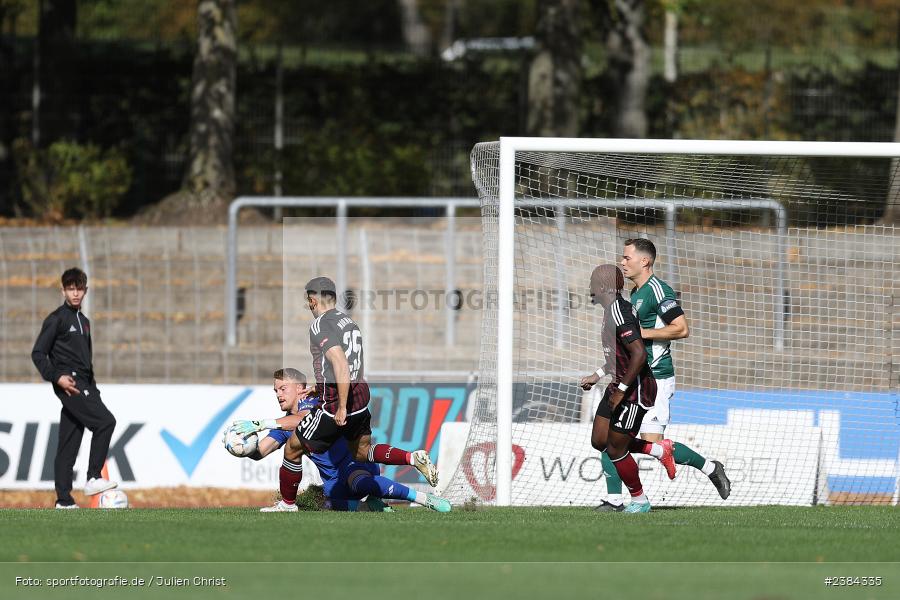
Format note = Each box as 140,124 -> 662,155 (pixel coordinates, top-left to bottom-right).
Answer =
641,314 -> 689,341
248,437 -> 282,461
232,410 -> 302,435
609,339 -> 647,410
581,355 -> 612,390
231,419 -> 279,435
580,371 -> 601,390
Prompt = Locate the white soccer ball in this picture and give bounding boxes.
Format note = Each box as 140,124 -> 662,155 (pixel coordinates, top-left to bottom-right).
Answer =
224,428 -> 259,457
98,489 -> 129,509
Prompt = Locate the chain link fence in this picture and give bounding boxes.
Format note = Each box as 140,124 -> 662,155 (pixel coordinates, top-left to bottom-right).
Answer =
0,222 -> 485,384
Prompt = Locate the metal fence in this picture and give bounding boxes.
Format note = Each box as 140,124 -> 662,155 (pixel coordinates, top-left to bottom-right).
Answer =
226,196 -> 481,348
1,226 -> 234,383
3,203 -> 895,389
0,215 -> 487,384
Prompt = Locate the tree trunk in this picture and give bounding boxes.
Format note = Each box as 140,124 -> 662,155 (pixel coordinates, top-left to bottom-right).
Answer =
606,0 -> 649,138
881,17 -> 900,225
440,0 -> 463,53
1,2 -> 25,161
663,8 -> 678,84
37,0 -> 78,146
527,0 -> 582,137
399,0 -> 432,57
183,0 -> 237,212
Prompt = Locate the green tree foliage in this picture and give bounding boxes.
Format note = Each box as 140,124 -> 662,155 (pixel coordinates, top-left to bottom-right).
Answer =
236,0 -> 403,48
452,0 -> 537,39
235,59 -> 522,199
75,0 -> 539,51
77,0 -> 195,41
268,128 -> 430,197
13,138 -> 132,221
679,0 -> 898,64
0,0 -> 36,35
37,0 -> 78,145
2,0 -> 899,224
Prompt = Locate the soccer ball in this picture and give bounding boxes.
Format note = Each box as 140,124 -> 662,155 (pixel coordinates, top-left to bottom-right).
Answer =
224,427 -> 259,457
98,489 -> 129,509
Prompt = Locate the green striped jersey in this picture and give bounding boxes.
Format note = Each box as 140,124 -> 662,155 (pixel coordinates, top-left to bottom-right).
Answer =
628,274 -> 684,380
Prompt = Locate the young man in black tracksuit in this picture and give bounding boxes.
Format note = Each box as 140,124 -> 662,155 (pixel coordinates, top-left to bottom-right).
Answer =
31,267 -> 117,508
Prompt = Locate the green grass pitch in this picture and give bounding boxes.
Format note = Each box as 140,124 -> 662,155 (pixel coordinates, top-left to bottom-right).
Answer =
2,506 -> 899,600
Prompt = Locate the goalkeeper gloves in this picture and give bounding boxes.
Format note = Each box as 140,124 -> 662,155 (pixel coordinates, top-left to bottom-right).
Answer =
364,497 -> 394,512
231,419 -> 278,435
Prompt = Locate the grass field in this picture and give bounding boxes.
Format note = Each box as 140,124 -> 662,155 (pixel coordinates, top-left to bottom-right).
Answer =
2,506 -> 899,599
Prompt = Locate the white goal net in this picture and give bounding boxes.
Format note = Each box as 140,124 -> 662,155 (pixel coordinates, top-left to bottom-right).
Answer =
441,139 -> 900,507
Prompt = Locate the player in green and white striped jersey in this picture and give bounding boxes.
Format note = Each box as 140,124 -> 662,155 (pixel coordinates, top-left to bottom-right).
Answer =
595,238 -> 731,510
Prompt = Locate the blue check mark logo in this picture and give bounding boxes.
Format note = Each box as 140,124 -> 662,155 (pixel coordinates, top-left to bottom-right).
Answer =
160,388 -> 252,477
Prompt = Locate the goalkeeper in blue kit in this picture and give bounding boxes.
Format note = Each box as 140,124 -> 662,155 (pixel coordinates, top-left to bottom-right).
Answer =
227,368 -> 451,513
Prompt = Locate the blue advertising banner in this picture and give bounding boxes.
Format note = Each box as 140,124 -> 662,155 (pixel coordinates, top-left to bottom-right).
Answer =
368,383 -> 474,482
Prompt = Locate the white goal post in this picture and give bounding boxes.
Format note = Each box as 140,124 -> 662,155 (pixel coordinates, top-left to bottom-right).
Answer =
444,137 -> 900,508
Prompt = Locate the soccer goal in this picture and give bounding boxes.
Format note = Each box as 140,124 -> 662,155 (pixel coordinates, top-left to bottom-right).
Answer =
441,138 -> 900,507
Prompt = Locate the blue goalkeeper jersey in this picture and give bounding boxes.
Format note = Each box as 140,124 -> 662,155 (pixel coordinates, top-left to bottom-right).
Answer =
264,398 -> 379,500
264,397 -> 320,445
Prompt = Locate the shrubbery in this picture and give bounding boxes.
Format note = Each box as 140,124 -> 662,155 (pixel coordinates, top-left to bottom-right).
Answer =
13,139 -> 133,221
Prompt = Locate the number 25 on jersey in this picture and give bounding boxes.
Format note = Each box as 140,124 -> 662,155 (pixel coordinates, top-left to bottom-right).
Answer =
343,330 -> 362,380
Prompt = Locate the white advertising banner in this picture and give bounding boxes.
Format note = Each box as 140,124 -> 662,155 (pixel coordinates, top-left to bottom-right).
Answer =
438,409 -> 826,506
0,384 -> 322,490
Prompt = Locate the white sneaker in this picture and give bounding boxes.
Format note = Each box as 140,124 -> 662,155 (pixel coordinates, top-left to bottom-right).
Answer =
84,477 -> 118,496
412,450 -> 439,487
260,500 -> 298,512
55,502 -> 79,510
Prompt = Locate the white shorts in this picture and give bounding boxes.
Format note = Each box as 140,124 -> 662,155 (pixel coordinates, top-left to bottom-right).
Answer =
640,376 -> 674,435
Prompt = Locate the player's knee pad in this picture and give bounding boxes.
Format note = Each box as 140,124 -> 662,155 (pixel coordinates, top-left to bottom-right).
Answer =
346,469 -> 371,493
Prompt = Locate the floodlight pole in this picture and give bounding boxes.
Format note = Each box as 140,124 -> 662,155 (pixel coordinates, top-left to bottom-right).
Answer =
445,203 -> 457,346
77,225 -> 91,317
337,200 -> 348,310
555,205 -> 567,350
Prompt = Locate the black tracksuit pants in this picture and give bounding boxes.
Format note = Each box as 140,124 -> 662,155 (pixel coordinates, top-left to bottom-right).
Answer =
53,378 -> 116,504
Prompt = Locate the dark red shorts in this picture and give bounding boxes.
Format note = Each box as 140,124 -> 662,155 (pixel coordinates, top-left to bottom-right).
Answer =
297,406 -> 373,454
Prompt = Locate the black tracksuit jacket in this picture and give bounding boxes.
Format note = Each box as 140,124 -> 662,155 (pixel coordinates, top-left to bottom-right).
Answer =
31,302 -> 94,384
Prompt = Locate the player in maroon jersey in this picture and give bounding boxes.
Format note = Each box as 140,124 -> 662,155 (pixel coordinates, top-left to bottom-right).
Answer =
580,265 -> 674,513
235,277 -> 439,509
